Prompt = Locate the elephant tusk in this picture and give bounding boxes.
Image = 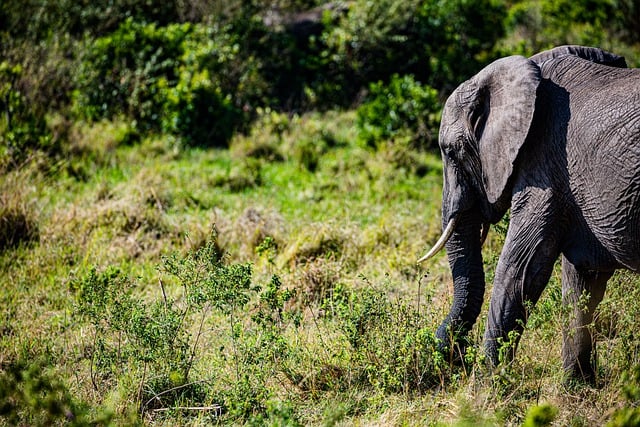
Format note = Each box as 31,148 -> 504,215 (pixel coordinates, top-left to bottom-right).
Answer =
417,216 -> 458,264
480,222 -> 490,246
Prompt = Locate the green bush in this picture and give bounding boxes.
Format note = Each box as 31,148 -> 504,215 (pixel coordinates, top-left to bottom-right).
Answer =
73,265 -> 199,413
523,403 -> 558,427
73,19 -> 188,128
71,231 -> 304,422
0,0 -> 184,41
607,366 -> 640,426
503,0 -> 615,54
356,74 -> 440,149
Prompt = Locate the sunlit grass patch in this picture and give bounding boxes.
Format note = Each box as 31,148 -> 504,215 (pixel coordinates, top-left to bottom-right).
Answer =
0,169 -> 39,251
280,221 -> 363,273
217,206 -> 286,262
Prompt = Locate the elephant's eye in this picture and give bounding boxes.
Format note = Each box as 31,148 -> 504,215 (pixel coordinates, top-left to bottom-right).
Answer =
443,147 -> 456,162
444,138 -> 464,161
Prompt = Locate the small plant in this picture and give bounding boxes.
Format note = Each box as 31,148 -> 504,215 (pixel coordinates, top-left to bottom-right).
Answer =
73,266 -> 199,413
607,366 -> 640,426
324,282 -> 448,393
256,236 -> 278,264
73,229 -> 305,422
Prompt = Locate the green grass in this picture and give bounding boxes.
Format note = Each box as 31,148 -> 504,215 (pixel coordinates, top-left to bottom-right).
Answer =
2,111 -> 640,426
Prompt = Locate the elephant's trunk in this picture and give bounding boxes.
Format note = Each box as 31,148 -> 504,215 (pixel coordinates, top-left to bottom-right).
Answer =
436,211 -> 486,358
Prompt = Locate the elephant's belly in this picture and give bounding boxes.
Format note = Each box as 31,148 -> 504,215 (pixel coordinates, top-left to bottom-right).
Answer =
562,233 -> 620,273
598,229 -> 640,272
591,196 -> 640,272
567,178 -> 640,272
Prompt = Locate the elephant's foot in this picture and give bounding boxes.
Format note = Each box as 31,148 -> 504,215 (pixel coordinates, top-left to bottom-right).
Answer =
563,350 -> 597,385
435,322 -> 471,366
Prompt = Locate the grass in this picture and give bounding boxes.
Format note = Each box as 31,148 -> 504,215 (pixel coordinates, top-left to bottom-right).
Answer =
1,110 -> 640,426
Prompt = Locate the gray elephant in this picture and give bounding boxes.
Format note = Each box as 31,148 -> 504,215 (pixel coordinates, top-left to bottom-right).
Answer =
419,45 -> 639,381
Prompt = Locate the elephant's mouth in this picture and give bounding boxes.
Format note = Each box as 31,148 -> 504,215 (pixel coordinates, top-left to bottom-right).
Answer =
417,215 -> 489,263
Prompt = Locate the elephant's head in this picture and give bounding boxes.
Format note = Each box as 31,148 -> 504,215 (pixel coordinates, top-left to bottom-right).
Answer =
420,56 -> 542,356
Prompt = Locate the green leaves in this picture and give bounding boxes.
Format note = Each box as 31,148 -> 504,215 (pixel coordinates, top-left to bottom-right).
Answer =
357,74 -> 440,149
161,233 -> 254,313
0,357 -> 113,426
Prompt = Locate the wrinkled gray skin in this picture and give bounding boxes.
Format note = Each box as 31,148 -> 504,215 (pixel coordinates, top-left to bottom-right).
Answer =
432,45 -> 640,381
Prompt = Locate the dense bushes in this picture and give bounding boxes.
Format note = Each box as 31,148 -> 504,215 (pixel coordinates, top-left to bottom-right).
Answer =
1,0 -> 510,150
0,62 -> 53,167
501,0 -> 634,57
3,0 -> 640,153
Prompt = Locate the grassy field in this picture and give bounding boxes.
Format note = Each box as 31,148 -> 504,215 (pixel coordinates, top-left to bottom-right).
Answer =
2,110 -> 640,426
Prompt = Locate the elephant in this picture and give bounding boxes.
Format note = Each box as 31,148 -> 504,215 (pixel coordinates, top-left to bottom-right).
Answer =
418,45 -> 640,381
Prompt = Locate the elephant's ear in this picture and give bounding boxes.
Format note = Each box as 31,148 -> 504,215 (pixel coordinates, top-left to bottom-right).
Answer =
471,56 -> 541,204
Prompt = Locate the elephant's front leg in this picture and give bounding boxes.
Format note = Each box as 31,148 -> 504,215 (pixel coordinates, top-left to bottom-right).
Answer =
483,189 -> 561,365
561,257 -> 610,382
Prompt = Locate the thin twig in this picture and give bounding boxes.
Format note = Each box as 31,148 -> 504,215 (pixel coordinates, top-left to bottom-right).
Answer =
307,304 -> 329,354
159,278 -> 168,306
138,362 -> 149,415
185,306 -> 209,381
152,405 -> 223,414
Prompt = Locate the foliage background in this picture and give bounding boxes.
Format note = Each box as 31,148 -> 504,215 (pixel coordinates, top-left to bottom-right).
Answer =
2,0 -> 640,425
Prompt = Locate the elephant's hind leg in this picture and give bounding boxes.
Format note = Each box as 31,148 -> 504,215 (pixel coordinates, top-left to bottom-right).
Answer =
561,256 -> 611,382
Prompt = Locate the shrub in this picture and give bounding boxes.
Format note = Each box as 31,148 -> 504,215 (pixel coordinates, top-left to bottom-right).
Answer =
72,231 -> 302,422
73,19 -> 190,131
159,68 -> 242,146
607,366 -> 640,427
502,0 -> 615,54
0,0 -> 185,41
73,266 -> 200,413
523,403 -> 558,427
356,74 -> 440,149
